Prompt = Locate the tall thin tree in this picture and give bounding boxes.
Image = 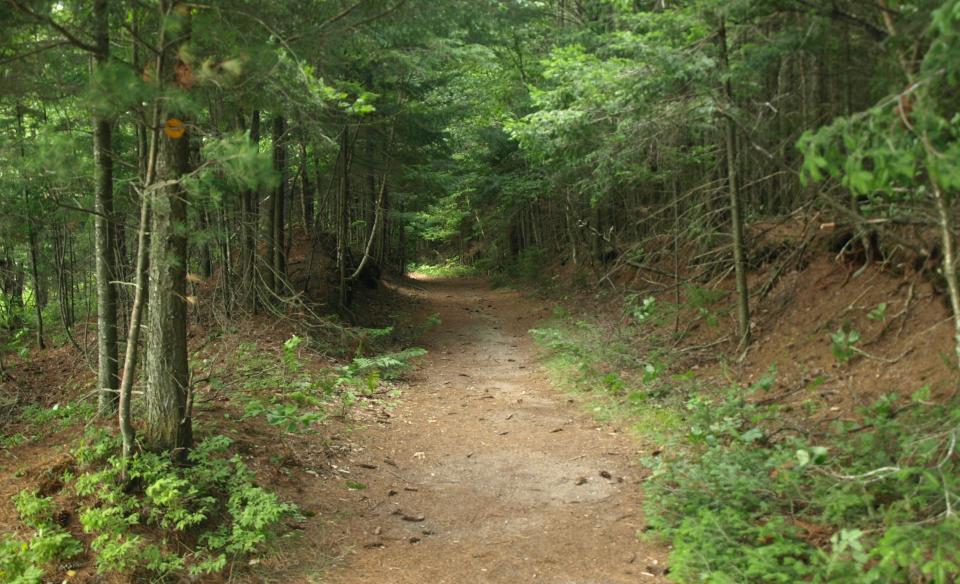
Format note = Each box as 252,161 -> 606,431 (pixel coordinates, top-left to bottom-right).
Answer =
93,0 -> 120,414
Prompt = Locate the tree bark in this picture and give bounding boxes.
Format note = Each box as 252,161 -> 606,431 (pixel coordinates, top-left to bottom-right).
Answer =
337,127 -> 352,307
27,221 -> 44,350
93,0 -> 120,414
119,193 -> 149,465
272,114 -> 287,292
241,109 -> 260,311
144,1 -> 191,458
719,17 -> 751,349
300,140 -> 314,231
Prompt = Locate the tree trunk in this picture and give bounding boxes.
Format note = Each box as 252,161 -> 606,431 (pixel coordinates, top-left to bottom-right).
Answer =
93,0 -> 119,414
199,208 -> 213,278
300,140 -> 313,231
119,193 -> 150,465
27,222 -> 45,350
932,181 -> 960,367
218,202 -> 232,317
144,1 -> 191,457
719,17 -> 751,349
241,109 -> 260,311
337,127 -> 352,307
272,114 -> 287,292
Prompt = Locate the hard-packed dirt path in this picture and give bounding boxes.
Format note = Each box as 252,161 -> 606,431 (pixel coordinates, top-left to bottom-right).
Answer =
322,276 -> 669,583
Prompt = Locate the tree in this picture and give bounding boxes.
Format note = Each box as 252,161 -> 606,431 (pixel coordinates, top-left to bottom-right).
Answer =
92,0 -> 119,415
144,1 -> 192,456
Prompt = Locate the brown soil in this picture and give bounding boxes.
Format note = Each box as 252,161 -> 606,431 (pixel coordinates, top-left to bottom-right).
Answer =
308,276 -> 669,583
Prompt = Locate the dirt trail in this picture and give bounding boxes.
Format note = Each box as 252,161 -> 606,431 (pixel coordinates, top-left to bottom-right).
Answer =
322,277 -> 669,583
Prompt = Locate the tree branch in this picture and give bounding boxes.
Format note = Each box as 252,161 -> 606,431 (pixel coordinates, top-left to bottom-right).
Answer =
342,0 -> 410,33
317,0 -> 371,31
8,0 -> 99,54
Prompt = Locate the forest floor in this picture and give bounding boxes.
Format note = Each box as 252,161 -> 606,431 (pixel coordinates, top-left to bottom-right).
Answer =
2,247 -> 954,582
304,275 -> 669,583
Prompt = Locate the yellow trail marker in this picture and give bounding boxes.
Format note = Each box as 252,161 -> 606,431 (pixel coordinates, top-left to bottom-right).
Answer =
164,118 -> 186,139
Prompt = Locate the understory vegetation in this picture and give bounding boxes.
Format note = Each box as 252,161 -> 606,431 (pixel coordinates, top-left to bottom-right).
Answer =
1,323 -> 425,582
532,299 -> 960,583
3,0 -> 960,580
3,432 -> 294,581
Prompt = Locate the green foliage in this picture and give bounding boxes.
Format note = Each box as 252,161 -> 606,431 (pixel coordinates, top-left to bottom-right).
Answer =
409,259 -> 477,278
282,334 -> 304,374
533,292 -> 960,583
685,285 -> 728,328
344,347 -> 427,381
20,401 -> 94,429
645,383 -> 960,583
1,433 -> 26,449
867,303 -> 888,322
625,294 -> 656,324
63,432 -> 294,579
232,337 -> 422,429
530,306 -> 683,435
11,492 -> 52,530
492,247 -> 548,288
244,400 -> 323,433
830,328 -> 862,364
2,490 -> 82,583
1,328 -> 30,360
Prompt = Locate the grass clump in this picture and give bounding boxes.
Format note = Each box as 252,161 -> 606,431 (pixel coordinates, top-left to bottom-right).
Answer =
529,304 -> 685,443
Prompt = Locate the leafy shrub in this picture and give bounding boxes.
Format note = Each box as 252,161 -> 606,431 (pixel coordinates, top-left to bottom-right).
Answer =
502,246 -> 547,283
236,337 -> 422,429
645,384 -> 960,583
830,328 -> 861,363
625,294 -> 657,324
2,491 -> 82,583
66,432 -> 295,579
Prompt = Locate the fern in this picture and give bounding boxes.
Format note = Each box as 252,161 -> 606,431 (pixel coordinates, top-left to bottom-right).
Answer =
346,348 -> 427,380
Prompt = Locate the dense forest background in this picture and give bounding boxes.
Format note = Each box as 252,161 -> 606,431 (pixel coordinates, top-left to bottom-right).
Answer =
2,0 -> 960,582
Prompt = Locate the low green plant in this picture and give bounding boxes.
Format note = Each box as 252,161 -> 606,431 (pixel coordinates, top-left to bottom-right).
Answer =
233,336 -> 423,429
281,334 -> 304,374
12,492 -> 52,530
1,327 -> 30,361
20,401 -> 95,430
344,348 -> 427,381
684,285 -> 728,327
0,433 -> 26,449
625,294 -> 657,324
496,246 -> 547,286
65,432 -> 295,579
645,381 -> 960,583
830,328 -> 861,363
244,400 -> 324,432
867,302 -> 888,321
2,491 -> 83,583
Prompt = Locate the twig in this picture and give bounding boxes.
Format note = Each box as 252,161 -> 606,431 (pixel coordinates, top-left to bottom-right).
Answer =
851,345 -> 914,364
